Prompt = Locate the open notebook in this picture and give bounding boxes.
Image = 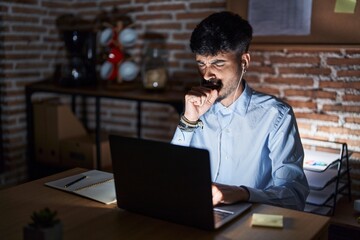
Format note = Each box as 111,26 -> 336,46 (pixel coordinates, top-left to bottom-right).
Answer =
45,170 -> 116,204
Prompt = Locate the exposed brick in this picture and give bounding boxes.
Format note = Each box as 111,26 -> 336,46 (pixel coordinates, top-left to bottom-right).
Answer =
314,146 -> 342,155
146,23 -> 182,31
12,6 -> 47,15
299,133 -> 329,141
173,52 -> 194,60
264,77 -> 313,86
190,2 -> 226,9
337,70 -> 360,78
4,53 -> 40,60
136,13 -> 172,21
322,104 -> 360,113
319,81 -> 360,89
148,3 -> 186,11
181,62 -> 197,70
252,87 -> 280,97
334,138 -> 360,148
173,32 -> 191,40
0,5 -> 9,12
15,62 -> 49,69
345,49 -> 360,55
343,94 -> 360,102
284,89 -> 337,100
250,55 -> 265,63
327,57 -> 360,66
4,72 -> 40,79
320,126 -> 360,137
2,63 -> 14,70
295,112 -> 339,122
13,44 -> 49,51
176,11 -> 215,20
163,43 -> 186,51
72,2 -> 97,8
140,32 -> 168,41
245,76 -> 261,83
345,116 -> 360,124
248,66 -> 275,74
3,90 -> 27,98
297,122 -> 312,131
135,0 -> 169,3
270,56 -> 320,65
185,22 -> 197,30
41,1 -> 71,8
3,15 -> 39,23
12,26 -> 47,33
286,48 -> 342,54
4,35 -> 40,42
284,100 -> 317,110
279,67 -> 332,76
2,0 -> 38,4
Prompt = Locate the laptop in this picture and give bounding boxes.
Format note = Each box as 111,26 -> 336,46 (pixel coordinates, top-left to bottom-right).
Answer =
109,135 -> 252,230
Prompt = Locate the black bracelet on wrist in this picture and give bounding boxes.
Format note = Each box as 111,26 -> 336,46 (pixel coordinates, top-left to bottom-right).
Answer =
178,114 -> 203,132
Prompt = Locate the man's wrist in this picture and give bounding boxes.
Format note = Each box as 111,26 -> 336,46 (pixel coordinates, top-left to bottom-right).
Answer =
178,114 -> 203,132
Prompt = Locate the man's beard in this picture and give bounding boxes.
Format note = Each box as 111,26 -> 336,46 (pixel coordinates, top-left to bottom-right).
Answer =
216,78 -> 241,102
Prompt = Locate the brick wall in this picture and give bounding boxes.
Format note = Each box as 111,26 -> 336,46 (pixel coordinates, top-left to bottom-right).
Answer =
1,1 -> 359,196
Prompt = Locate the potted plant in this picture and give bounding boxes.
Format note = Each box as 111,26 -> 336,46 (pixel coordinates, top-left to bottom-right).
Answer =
23,207 -> 62,240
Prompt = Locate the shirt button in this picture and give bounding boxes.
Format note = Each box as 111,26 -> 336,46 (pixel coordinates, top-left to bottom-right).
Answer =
178,138 -> 182,142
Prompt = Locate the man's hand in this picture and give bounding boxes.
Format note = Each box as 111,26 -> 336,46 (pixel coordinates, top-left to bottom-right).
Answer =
212,183 -> 249,206
183,86 -> 219,122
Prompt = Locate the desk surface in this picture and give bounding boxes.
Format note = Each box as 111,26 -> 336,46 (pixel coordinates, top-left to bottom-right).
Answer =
0,168 -> 330,240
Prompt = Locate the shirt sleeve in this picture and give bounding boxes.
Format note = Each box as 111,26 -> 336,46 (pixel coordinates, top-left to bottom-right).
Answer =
246,107 -> 309,210
171,127 -> 195,147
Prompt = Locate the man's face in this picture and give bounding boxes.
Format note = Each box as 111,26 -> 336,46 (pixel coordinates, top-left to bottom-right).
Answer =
196,51 -> 242,102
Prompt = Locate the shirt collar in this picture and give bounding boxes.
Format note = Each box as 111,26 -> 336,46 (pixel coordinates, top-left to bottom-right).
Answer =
211,79 -> 252,116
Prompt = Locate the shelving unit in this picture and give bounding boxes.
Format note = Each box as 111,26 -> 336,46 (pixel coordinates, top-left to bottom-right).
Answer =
25,80 -> 184,179
303,140 -> 352,216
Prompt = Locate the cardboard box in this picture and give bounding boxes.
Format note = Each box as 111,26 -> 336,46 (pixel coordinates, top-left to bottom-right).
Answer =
33,99 -> 87,165
60,133 -> 111,169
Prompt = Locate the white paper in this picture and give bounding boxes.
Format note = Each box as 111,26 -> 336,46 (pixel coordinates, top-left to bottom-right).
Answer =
248,0 -> 313,36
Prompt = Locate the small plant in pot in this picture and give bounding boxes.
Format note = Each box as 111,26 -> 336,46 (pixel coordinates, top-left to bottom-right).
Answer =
23,207 -> 62,240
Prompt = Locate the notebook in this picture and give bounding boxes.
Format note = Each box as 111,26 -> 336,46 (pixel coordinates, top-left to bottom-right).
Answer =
109,135 -> 252,230
45,170 -> 117,204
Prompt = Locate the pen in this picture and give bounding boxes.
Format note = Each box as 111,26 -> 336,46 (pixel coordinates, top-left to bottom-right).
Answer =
64,175 -> 87,188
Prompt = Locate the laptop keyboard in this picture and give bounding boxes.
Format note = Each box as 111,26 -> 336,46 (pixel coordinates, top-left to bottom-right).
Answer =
214,209 -> 234,222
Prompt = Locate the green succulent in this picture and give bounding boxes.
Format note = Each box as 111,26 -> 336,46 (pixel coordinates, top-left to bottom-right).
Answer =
29,207 -> 60,229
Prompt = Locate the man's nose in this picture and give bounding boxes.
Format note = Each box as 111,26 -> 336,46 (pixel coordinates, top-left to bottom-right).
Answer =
203,68 -> 216,80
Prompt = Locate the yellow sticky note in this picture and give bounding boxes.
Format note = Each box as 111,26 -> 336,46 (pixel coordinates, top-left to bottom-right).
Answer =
334,0 -> 357,13
251,213 -> 283,228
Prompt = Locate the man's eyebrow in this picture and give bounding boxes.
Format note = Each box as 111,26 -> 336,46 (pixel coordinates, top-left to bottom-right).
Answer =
210,59 -> 226,64
196,59 -> 226,64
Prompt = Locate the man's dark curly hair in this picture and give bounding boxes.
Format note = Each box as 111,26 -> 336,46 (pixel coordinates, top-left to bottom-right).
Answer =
190,11 -> 252,57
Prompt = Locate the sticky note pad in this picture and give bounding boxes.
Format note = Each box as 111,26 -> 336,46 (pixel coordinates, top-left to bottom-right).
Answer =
251,213 -> 283,228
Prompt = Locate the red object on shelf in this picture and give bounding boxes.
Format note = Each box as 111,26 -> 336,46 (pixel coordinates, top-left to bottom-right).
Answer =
108,47 -> 124,64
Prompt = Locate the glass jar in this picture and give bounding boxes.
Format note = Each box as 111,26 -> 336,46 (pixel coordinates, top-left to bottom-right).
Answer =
142,48 -> 167,90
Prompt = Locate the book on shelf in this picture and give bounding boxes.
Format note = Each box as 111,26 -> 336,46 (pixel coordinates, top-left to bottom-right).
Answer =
45,170 -> 116,204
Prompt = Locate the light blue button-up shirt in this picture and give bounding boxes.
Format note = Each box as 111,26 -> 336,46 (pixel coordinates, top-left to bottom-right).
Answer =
171,81 -> 309,210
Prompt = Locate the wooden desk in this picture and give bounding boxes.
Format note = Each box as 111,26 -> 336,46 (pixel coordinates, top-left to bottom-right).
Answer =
329,197 -> 360,239
0,168 -> 330,240
25,81 -> 184,177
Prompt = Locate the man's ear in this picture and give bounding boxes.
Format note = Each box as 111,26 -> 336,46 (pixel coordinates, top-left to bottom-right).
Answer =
241,53 -> 250,69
